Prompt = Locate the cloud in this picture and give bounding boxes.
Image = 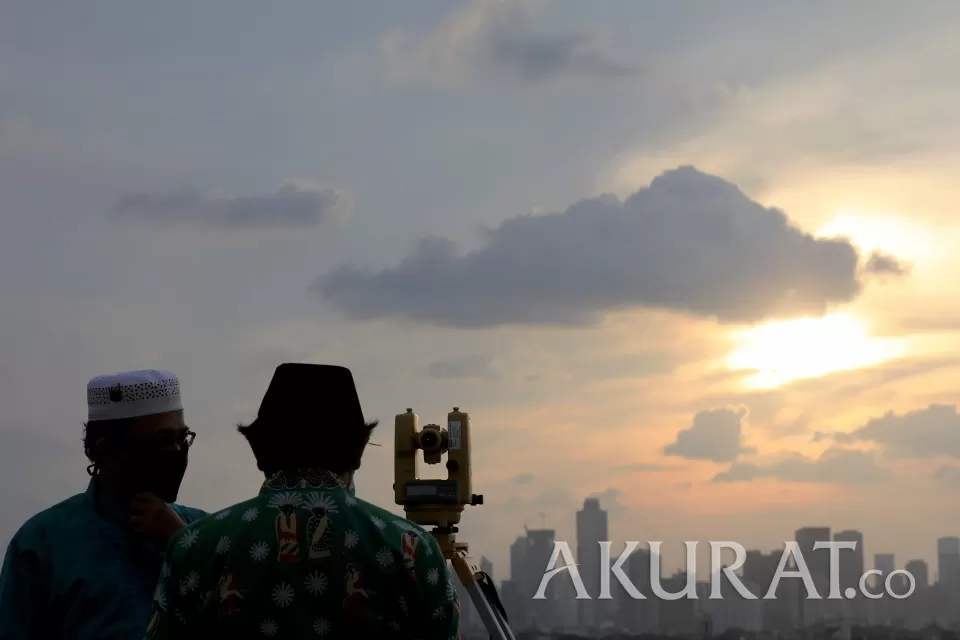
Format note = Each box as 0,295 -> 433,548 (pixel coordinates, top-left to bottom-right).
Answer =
614,462 -> 686,473
864,251 -> 910,277
114,181 -> 349,228
587,487 -> 628,515
934,465 -> 960,487
315,166 -> 863,328
836,404 -> 960,459
664,407 -> 755,463
426,354 -> 497,379
511,472 -> 535,485
380,0 -> 636,87
712,448 -> 887,485
489,31 -> 639,84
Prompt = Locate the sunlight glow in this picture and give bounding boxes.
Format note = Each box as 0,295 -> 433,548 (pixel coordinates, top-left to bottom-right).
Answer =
815,212 -> 939,263
727,312 -> 906,388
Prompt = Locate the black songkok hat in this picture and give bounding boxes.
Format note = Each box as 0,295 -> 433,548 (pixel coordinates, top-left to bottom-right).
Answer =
258,364 -> 364,428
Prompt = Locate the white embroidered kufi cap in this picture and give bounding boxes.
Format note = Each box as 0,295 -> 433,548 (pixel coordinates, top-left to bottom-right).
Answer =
87,370 -> 183,421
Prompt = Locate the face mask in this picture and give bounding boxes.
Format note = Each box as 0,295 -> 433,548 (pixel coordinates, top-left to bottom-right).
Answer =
121,450 -> 189,503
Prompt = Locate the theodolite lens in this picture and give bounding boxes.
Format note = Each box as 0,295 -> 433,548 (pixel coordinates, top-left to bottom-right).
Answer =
420,429 -> 439,449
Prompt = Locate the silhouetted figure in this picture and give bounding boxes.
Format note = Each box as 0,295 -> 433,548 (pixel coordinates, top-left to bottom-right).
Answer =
0,370 -> 207,639
144,363 -> 459,639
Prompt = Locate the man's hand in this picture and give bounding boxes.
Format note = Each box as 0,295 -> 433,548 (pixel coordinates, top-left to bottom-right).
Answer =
130,492 -> 186,545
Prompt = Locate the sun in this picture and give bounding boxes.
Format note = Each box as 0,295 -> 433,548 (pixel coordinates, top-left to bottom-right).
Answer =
727,312 -> 906,388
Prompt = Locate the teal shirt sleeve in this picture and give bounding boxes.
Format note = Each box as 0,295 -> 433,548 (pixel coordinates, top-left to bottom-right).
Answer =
412,534 -> 460,640
0,531 -> 50,640
171,505 -> 207,525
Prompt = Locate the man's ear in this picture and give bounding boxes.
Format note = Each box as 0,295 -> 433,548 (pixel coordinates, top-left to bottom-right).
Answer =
90,437 -> 122,467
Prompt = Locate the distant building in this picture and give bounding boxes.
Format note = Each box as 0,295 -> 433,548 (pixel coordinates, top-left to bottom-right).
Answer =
743,548 -> 792,631
576,497 -> 609,628
937,537 -> 960,585
509,536 -> 530,628
615,547 -> 658,634
834,530 -> 865,623
794,527 -> 832,627
524,528 -> 558,630
937,537 -> 960,627
905,559 -> 931,630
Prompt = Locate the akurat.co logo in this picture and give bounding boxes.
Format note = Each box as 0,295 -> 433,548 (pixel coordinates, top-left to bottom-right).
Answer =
533,541 -> 916,601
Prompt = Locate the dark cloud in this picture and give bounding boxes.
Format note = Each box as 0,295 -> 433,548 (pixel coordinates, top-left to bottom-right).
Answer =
315,166 -> 863,328
488,32 -> 638,83
114,181 -> 348,228
511,473 -> 535,486
933,466 -> 960,487
835,404 -> 960,459
712,448 -> 886,485
426,354 -> 497,379
664,407 -> 755,463
864,251 -> 910,277
614,462 -> 686,473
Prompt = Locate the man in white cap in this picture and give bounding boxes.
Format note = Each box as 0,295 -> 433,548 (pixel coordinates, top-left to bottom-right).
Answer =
0,370 -> 208,640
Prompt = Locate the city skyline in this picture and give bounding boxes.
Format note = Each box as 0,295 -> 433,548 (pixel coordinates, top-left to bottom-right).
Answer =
491,498 -> 960,633
494,497 -> 960,587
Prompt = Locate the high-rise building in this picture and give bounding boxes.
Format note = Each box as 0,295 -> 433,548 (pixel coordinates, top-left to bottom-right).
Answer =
481,556 -> 494,582
937,538 -> 960,627
499,580 -> 525,632
875,553 -> 895,583
525,529 -> 558,630
937,537 -> 960,585
794,527 -> 831,626
576,497 -> 609,628
616,547 -> 658,633
658,571 -> 699,636
905,559 -> 930,631
509,536 -> 530,628
871,553 -> 896,625
834,530 -> 865,622
743,549 -> 791,631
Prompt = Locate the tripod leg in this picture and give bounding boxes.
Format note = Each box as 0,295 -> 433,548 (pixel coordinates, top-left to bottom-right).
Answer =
450,555 -> 517,640
464,578 -> 516,640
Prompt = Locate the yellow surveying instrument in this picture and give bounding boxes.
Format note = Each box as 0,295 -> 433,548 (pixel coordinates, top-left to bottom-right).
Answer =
395,408 -> 515,640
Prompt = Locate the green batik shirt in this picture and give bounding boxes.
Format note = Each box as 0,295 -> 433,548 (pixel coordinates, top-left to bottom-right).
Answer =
144,469 -> 460,639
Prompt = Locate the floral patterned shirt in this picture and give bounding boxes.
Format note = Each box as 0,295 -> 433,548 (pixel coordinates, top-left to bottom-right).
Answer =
144,469 -> 460,639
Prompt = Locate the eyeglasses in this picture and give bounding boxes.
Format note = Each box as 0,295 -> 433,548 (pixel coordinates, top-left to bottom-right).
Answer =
123,428 -> 197,451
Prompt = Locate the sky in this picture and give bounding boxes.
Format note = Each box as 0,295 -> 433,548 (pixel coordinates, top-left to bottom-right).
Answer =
3,0 -> 960,581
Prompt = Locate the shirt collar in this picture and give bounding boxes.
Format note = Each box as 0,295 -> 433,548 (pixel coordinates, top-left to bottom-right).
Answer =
260,468 -> 346,493
84,478 -> 131,523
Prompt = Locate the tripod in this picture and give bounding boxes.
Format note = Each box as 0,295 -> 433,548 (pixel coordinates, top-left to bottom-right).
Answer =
431,526 -> 517,640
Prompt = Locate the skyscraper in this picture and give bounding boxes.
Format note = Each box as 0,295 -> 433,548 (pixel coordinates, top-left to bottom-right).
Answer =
525,528 -> 558,630
872,553 -> 895,625
794,527 -> 831,626
937,537 -> 960,585
875,553 -> 895,584
509,536 -> 530,628
743,549 -> 791,631
616,547 -> 658,633
906,559 -> 929,589
834,530 -> 865,622
576,497 -> 608,628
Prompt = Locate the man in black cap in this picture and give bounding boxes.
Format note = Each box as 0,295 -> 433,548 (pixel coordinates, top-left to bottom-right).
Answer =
144,364 -> 460,639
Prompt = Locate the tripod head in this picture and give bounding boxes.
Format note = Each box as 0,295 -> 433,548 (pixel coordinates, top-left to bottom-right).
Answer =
393,407 -> 483,531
